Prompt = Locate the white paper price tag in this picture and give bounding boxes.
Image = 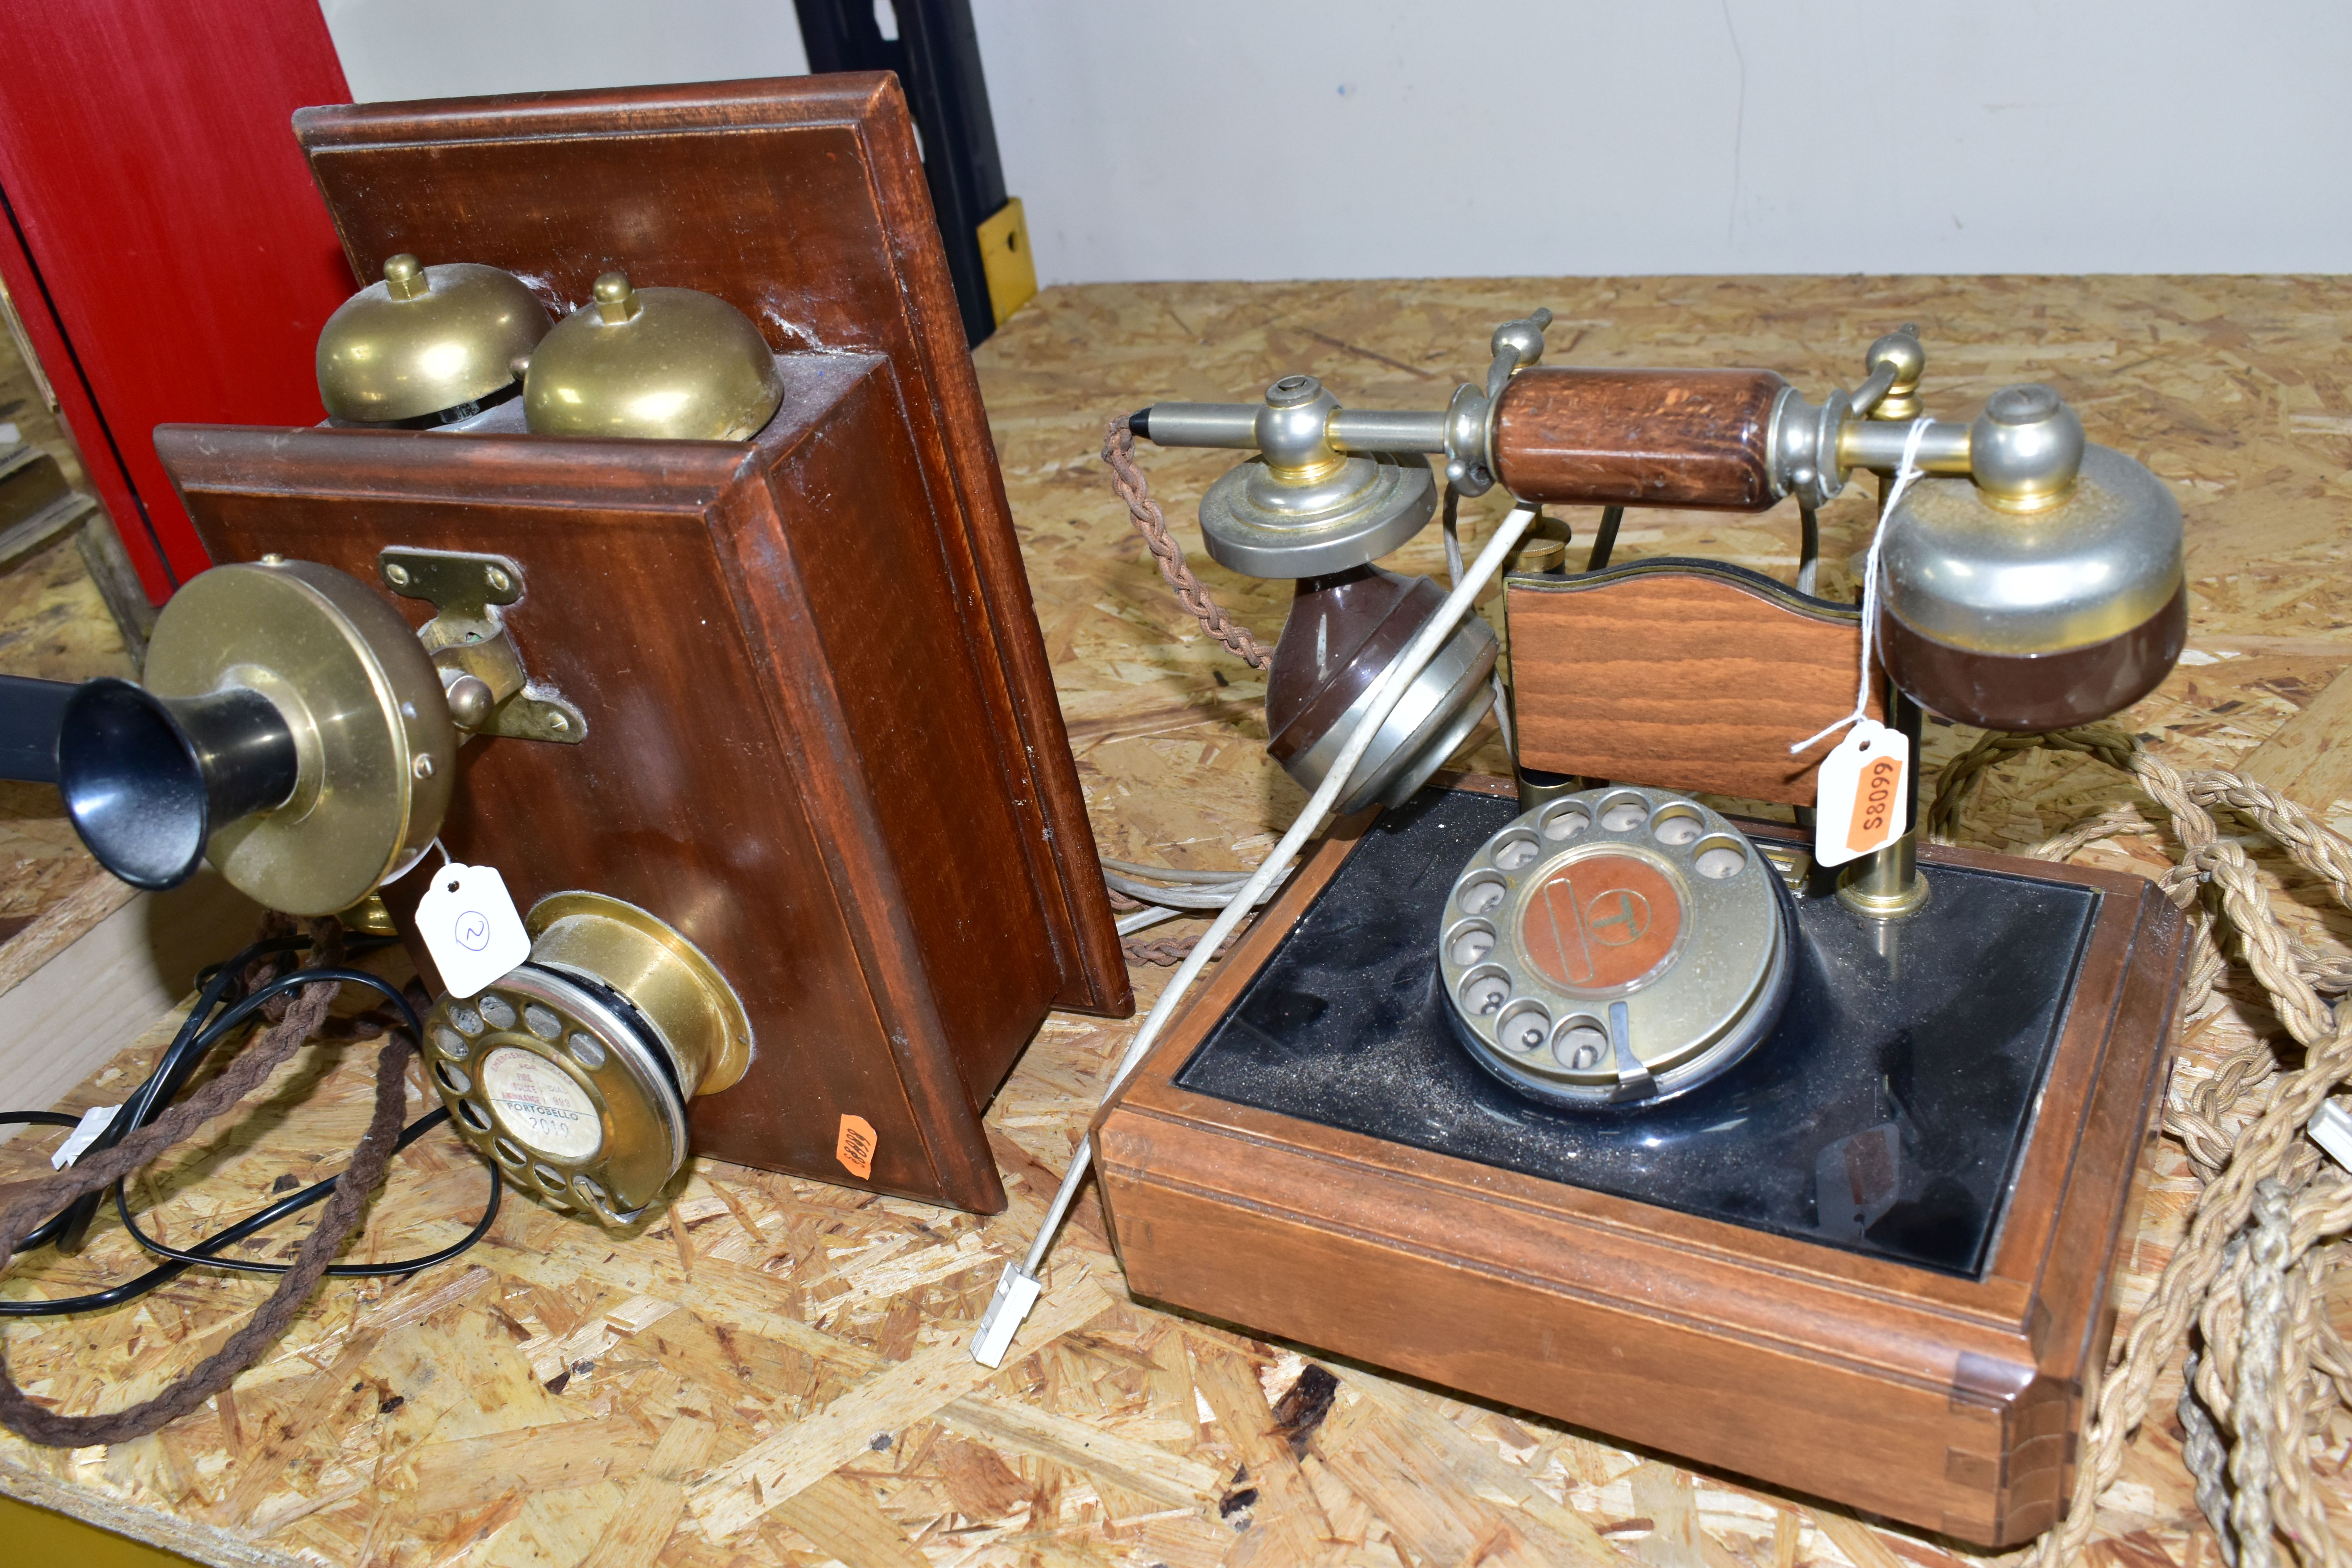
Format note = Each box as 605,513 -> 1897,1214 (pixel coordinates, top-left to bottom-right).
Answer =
1813,720 -> 1911,868
414,863 -> 531,999
51,1103 -> 119,1170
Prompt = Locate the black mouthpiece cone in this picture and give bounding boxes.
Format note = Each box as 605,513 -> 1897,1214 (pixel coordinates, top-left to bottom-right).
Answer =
58,679 -> 299,891
0,674 -> 74,782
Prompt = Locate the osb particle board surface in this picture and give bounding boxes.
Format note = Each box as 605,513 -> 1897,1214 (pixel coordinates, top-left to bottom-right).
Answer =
0,530 -> 139,982
0,320 -> 142,976
2,274 -> 2348,1568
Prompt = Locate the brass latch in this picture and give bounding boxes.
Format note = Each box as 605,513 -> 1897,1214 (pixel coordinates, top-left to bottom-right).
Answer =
377,547 -> 586,744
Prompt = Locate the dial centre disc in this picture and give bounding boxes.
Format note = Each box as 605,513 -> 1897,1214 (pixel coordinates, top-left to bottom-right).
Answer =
1518,851 -> 1684,993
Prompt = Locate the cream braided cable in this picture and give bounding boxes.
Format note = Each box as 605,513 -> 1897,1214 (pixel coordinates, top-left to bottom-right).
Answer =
1943,728 -> 2352,1568
2233,1181 -> 2291,1568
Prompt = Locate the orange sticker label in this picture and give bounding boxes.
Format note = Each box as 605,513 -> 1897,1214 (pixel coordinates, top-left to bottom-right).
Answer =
835,1114 -> 877,1181
1845,753 -> 1906,856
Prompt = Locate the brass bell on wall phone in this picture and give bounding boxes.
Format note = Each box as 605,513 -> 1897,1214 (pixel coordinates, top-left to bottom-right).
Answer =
523,270 -> 785,441
419,891 -> 753,1227
315,254 -> 552,425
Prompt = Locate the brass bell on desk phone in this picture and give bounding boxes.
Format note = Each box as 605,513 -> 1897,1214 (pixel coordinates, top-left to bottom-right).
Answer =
315,253 -> 552,425
523,270 -> 785,441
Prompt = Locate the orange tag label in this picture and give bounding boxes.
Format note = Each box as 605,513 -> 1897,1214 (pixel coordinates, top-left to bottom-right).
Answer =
1845,753 -> 1905,856
835,1115 -> 877,1180
1812,719 -> 1911,867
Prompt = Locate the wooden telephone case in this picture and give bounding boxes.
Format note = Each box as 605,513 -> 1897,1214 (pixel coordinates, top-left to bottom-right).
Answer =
154,76 -> 1131,1215
1094,561 -> 2187,1544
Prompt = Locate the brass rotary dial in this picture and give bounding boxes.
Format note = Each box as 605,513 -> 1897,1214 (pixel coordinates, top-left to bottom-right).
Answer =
421,893 -> 751,1226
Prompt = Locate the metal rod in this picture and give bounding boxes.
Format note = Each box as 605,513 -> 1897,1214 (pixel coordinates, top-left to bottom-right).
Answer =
1132,401 -> 1258,447
1797,503 -> 1820,597
1839,417 -> 1971,474
1584,505 -> 1625,572
1894,687 -> 1924,837
1847,364 -> 1898,420
1327,408 -> 1448,454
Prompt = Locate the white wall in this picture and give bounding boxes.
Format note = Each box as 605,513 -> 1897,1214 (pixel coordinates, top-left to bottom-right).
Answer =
320,0 -> 807,103
322,0 -> 2352,283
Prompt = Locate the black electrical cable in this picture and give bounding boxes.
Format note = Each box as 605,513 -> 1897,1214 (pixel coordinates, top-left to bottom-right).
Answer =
113,1107 -> 501,1278
44,933 -> 324,1256
0,940 -> 501,1317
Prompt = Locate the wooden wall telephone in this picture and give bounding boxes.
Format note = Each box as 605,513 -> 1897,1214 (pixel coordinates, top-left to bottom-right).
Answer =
1090,314 -> 2192,1543
15,76 -> 1131,1225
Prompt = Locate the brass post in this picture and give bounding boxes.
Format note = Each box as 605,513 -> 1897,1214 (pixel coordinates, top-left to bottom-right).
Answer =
1837,333 -> 1932,920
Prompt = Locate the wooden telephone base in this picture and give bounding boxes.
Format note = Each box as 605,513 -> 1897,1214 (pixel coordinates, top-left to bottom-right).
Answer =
1095,561 -> 2188,1543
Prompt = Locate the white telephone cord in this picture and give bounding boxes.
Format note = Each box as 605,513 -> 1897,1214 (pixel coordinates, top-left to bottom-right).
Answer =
972,505 -> 1540,1365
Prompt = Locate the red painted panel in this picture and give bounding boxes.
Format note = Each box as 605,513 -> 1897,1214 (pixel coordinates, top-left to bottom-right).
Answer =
0,2 -> 354,598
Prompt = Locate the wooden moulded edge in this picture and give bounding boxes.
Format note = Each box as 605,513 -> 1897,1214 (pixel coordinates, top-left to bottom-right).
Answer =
1092,775 -> 2186,1543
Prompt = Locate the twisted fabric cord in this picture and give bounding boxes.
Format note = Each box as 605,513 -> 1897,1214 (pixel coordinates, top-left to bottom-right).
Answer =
0,918 -> 412,1446
1121,919 -> 1254,969
2182,1347 -> 2238,1565
1102,418 -> 1271,670
2233,1181 -> 2291,1568
1934,728 -> 2352,1568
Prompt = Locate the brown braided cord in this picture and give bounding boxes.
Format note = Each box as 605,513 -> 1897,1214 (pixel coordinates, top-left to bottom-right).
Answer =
0,918 -> 413,1447
1102,418 -> 1271,670
1933,728 -> 2352,1568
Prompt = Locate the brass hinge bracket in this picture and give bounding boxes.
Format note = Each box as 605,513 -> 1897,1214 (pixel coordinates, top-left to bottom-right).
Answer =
377,547 -> 587,745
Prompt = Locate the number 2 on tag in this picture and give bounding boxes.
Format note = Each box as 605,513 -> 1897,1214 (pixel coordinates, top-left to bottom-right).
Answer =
414,862 -> 532,999
1813,720 -> 1911,867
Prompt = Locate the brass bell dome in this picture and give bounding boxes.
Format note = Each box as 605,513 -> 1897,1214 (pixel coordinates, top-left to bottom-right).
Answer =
523,272 -> 784,441
316,254 -> 551,425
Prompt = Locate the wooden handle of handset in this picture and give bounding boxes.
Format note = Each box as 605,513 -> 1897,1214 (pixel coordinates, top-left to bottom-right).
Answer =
1491,367 -> 1790,510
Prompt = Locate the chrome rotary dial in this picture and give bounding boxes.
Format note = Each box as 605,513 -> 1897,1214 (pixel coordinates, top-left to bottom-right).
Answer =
1439,787 -> 1793,1107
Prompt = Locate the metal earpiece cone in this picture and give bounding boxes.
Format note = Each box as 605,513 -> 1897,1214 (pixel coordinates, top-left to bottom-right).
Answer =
126,560 -> 456,914
1266,566 -> 1498,813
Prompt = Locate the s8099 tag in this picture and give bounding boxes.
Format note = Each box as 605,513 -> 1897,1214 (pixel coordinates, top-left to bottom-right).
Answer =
1814,720 -> 1910,867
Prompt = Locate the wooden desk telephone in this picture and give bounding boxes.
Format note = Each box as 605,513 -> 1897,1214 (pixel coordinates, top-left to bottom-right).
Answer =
4,75 -> 2189,1543
1074,310 -> 2190,1543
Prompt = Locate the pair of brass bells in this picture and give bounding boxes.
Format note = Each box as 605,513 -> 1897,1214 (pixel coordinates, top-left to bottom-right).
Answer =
315,255 -> 784,441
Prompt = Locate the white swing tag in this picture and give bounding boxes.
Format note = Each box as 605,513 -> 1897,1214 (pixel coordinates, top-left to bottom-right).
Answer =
1813,720 -> 1911,868
414,863 -> 532,999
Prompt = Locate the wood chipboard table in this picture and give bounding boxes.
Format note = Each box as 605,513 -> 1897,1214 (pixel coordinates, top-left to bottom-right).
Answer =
2,274 -> 2349,1568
